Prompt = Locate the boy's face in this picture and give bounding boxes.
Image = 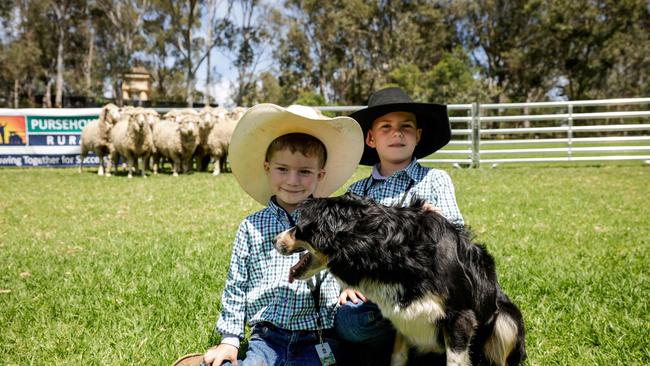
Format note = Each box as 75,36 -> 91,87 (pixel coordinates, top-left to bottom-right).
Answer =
264,148 -> 325,212
366,111 -> 422,166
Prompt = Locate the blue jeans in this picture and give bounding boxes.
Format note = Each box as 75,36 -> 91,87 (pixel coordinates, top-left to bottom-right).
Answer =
334,301 -> 395,365
334,301 -> 446,366
222,322 -> 342,366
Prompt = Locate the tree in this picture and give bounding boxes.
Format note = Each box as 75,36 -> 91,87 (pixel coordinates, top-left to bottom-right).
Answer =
384,51 -> 490,104
45,0 -> 87,107
203,0 -> 233,104
273,0 -> 459,105
547,0 -> 649,99
458,0 -> 557,102
225,0 -> 272,106
95,0 -> 151,106
0,37 -> 42,108
152,0 -> 233,107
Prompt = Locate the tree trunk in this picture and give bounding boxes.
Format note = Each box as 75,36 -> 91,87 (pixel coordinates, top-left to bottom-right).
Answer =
204,0 -> 214,106
113,79 -> 123,107
27,81 -> 35,106
55,26 -> 65,108
13,79 -> 19,108
204,0 -> 214,105
185,0 -> 198,108
84,22 -> 95,95
44,79 -> 53,108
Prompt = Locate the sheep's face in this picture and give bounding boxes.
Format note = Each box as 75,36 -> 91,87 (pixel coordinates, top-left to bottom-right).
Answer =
179,120 -> 197,137
146,114 -> 159,127
199,114 -> 214,131
128,114 -> 146,132
107,108 -> 121,124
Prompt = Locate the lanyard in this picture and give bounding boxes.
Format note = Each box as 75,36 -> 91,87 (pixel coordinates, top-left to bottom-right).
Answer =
306,271 -> 328,343
273,196 -> 328,336
363,174 -> 416,207
272,196 -> 297,227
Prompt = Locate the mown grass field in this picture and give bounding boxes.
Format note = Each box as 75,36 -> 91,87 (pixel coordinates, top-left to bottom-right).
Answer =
1,165 -> 649,365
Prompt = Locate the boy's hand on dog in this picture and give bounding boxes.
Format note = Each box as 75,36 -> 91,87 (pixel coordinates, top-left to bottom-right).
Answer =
203,344 -> 238,366
422,203 -> 443,215
339,288 -> 367,305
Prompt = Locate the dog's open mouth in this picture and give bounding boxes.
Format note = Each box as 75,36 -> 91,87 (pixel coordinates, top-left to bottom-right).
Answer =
289,252 -> 311,283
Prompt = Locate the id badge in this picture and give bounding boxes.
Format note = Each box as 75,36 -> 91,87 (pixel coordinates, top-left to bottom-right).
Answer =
315,342 -> 337,366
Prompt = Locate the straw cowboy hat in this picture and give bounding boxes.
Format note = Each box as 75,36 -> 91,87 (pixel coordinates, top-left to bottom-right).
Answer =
229,104 -> 364,205
349,87 -> 451,166
171,353 -> 204,366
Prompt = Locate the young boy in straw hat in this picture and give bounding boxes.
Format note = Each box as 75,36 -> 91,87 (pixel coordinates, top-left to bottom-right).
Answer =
202,104 -> 363,366
335,87 -> 464,364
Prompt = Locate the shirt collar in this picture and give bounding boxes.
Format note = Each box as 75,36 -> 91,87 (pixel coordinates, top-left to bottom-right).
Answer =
370,159 -> 423,182
268,195 -> 299,226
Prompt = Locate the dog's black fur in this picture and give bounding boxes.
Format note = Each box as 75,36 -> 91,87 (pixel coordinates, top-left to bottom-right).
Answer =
276,193 -> 526,366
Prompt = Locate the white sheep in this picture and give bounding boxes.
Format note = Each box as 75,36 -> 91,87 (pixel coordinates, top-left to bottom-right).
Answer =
163,108 -> 199,123
207,107 -> 246,175
122,106 -> 160,127
107,112 -> 153,178
195,106 -> 227,171
78,103 -> 121,175
152,115 -> 199,177
121,107 -> 160,171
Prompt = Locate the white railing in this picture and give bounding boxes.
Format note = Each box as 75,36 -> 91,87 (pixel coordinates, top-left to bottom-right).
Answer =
320,98 -> 650,167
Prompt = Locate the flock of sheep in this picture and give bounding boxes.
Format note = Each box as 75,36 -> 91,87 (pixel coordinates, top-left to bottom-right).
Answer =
79,104 -> 245,178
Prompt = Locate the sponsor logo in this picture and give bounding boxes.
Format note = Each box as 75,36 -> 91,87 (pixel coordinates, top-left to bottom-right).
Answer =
0,116 -> 27,146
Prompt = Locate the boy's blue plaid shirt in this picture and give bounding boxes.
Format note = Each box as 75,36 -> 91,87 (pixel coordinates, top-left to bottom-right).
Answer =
216,198 -> 340,339
348,159 -> 464,227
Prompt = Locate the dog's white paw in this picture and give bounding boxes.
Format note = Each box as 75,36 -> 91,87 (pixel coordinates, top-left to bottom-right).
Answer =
390,353 -> 408,366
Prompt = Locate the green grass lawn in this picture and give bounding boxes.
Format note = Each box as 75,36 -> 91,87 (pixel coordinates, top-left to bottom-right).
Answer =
1,165 -> 649,365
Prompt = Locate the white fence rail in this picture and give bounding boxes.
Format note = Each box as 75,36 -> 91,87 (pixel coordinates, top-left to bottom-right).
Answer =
320,97 -> 650,167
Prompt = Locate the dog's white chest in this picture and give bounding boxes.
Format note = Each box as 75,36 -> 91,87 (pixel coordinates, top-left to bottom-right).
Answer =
358,281 -> 447,353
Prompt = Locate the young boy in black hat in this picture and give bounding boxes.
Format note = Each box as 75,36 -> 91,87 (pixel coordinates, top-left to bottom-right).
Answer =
335,87 -> 464,365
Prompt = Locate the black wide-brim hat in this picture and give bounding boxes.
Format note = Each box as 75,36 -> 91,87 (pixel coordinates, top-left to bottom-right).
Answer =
349,87 -> 451,166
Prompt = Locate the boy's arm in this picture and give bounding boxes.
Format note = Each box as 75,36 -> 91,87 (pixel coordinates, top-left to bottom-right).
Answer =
431,170 -> 464,227
346,179 -> 366,195
215,221 -> 251,342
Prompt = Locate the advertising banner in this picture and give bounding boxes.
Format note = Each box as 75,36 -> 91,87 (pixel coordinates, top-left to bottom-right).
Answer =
0,108 -> 101,167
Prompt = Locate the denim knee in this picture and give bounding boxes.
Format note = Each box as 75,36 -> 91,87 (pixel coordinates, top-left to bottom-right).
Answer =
334,300 -> 395,345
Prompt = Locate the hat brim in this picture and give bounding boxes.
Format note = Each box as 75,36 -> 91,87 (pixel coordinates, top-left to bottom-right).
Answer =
171,353 -> 204,366
230,104 -> 364,205
349,103 -> 450,166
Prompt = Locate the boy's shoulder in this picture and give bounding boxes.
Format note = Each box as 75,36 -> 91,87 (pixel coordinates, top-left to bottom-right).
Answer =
415,167 -> 453,189
347,176 -> 371,194
411,164 -> 453,184
246,204 -> 279,219
238,205 -> 277,229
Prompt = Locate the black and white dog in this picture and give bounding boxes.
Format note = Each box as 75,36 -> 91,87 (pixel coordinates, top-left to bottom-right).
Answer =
274,193 -> 526,366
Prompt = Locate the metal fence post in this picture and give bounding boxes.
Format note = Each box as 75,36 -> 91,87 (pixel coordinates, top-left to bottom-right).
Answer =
471,102 -> 481,168
568,103 -> 573,160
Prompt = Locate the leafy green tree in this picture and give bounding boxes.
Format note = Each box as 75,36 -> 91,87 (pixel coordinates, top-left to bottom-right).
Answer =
160,0 -> 206,107
256,71 -> 283,104
229,0 -> 271,107
384,51 -> 489,104
94,0 -> 150,106
547,0 -> 649,99
293,90 -> 325,106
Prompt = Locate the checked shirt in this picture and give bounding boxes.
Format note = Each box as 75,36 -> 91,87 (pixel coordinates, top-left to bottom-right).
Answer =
216,198 -> 340,340
347,159 -> 464,227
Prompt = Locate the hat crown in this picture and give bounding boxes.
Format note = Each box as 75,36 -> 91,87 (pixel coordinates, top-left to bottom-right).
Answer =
367,87 -> 415,107
286,104 -> 324,119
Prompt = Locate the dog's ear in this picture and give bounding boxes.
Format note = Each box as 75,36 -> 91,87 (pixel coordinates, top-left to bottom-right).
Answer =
344,192 -> 363,200
409,195 -> 426,208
